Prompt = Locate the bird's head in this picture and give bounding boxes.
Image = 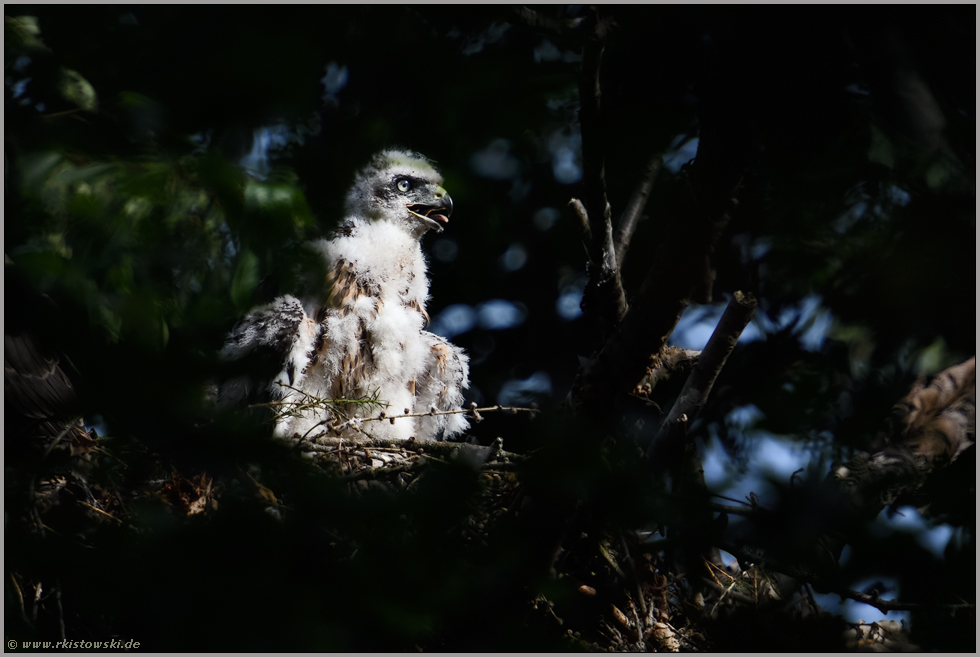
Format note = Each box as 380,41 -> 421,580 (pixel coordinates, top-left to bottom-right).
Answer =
345,149 -> 454,237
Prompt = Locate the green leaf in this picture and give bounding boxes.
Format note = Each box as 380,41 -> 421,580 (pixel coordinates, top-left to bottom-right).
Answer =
230,247 -> 260,311
58,67 -> 98,112
867,124 -> 894,169
243,181 -> 314,235
5,15 -> 49,52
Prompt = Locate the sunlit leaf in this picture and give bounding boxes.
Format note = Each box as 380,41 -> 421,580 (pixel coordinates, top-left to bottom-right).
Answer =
57,67 -> 97,111
230,247 -> 260,311
4,15 -> 49,52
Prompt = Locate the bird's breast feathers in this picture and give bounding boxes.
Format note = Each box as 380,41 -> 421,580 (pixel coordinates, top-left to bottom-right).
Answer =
312,220 -> 430,312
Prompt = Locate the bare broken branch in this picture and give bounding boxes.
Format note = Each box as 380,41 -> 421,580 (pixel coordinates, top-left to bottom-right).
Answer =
569,197 -> 592,257
646,291 -> 758,461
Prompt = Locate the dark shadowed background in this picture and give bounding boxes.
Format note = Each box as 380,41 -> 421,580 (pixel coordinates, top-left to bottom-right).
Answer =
5,5 -> 974,651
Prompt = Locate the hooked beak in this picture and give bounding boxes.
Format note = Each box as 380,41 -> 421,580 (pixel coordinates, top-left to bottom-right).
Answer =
407,188 -> 453,233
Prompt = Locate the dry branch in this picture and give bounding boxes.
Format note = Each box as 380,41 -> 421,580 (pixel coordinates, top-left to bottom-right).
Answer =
646,292 -> 756,578
567,4 -> 748,415
614,155 -> 663,269
842,589 -> 974,614
576,21 -> 629,328
570,171 -> 745,419
568,197 -> 592,257
646,291 -> 758,461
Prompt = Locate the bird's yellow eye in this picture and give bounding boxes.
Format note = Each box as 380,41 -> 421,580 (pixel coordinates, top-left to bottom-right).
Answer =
396,178 -> 411,192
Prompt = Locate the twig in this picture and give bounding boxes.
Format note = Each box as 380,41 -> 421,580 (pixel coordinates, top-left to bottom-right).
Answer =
77,500 -> 125,524
10,573 -> 27,622
55,579 -> 66,642
718,540 -> 975,613
709,502 -> 760,517
718,541 -> 826,585
359,403 -> 539,424
705,558 -> 736,583
699,575 -> 755,607
263,390 -> 538,429
708,577 -> 740,616
803,582 -> 823,615
42,416 -> 83,460
254,381 -> 385,417
33,582 -> 42,622
839,588 -> 975,614
340,458 -> 428,483
262,383 -> 538,443
24,417 -> 87,538
41,107 -> 84,119
712,493 -> 753,506
614,155 -> 663,268
304,434 -> 529,464
618,529 -> 648,618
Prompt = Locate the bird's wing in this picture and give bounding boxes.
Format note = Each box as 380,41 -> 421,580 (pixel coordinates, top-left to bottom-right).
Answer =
5,331 -> 78,421
415,331 -> 470,441
217,295 -> 319,407
5,260 -> 84,444
4,331 -> 86,445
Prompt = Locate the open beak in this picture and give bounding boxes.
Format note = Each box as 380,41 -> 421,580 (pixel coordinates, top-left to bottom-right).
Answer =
407,191 -> 453,233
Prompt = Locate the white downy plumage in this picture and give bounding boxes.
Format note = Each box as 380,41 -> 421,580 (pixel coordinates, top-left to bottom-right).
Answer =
219,150 -> 469,441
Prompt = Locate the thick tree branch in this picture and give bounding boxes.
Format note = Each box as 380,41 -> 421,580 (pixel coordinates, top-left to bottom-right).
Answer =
577,21 -> 629,327
645,292 -> 756,578
570,9 -> 750,413
646,291 -> 757,461
578,36 -> 609,264
570,141 -> 745,418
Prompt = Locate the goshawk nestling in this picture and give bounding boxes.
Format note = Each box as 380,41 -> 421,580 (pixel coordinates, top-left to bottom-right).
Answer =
218,150 -> 469,442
